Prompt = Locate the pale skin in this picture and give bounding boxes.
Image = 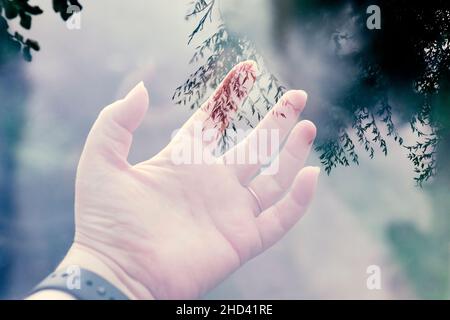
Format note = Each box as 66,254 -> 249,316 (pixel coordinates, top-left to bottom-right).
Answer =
27,61 -> 319,300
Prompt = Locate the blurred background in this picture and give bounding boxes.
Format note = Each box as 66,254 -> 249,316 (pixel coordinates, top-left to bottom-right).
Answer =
0,0 -> 448,299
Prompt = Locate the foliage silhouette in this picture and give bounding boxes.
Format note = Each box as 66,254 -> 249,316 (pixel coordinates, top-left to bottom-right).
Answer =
0,0 -> 82,62
175,0 -> 450,187
0,0 -> 82,297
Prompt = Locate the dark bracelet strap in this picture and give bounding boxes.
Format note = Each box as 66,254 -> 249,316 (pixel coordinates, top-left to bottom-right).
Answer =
30,268 -> 129,300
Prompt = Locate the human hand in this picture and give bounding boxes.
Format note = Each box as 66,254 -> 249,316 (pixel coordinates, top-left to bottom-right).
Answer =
61,61 -> 319,299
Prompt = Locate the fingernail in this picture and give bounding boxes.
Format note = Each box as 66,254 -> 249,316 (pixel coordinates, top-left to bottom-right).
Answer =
308,135 -> 316,145
295,166 -> 321,206
284,90 -> 308,113
298,90 -> 308,101
307,166 -> 321,178
242,59 -> 259,74
298,119 -> 316,145
126,81 -> 145,99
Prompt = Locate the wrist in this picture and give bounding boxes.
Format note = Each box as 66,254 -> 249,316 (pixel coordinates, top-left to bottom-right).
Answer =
54,242 -> 154,300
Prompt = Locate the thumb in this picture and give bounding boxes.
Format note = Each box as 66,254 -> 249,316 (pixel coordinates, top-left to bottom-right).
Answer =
81,82 -> 149,168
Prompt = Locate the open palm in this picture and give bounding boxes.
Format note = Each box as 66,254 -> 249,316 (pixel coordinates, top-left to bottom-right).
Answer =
72,61 -> 319,299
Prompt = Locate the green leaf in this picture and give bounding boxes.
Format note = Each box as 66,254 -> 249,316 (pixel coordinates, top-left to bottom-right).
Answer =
24,4 -> 44,15
19,12 -> 32,29
25,39 -> 40,51
14,32 -> 24,42
4,1 -> 19,19
52,0 -> 65,13
22,46 -> 32,62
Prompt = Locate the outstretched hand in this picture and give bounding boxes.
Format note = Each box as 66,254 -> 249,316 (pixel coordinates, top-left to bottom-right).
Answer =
61,61 -> 319,299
